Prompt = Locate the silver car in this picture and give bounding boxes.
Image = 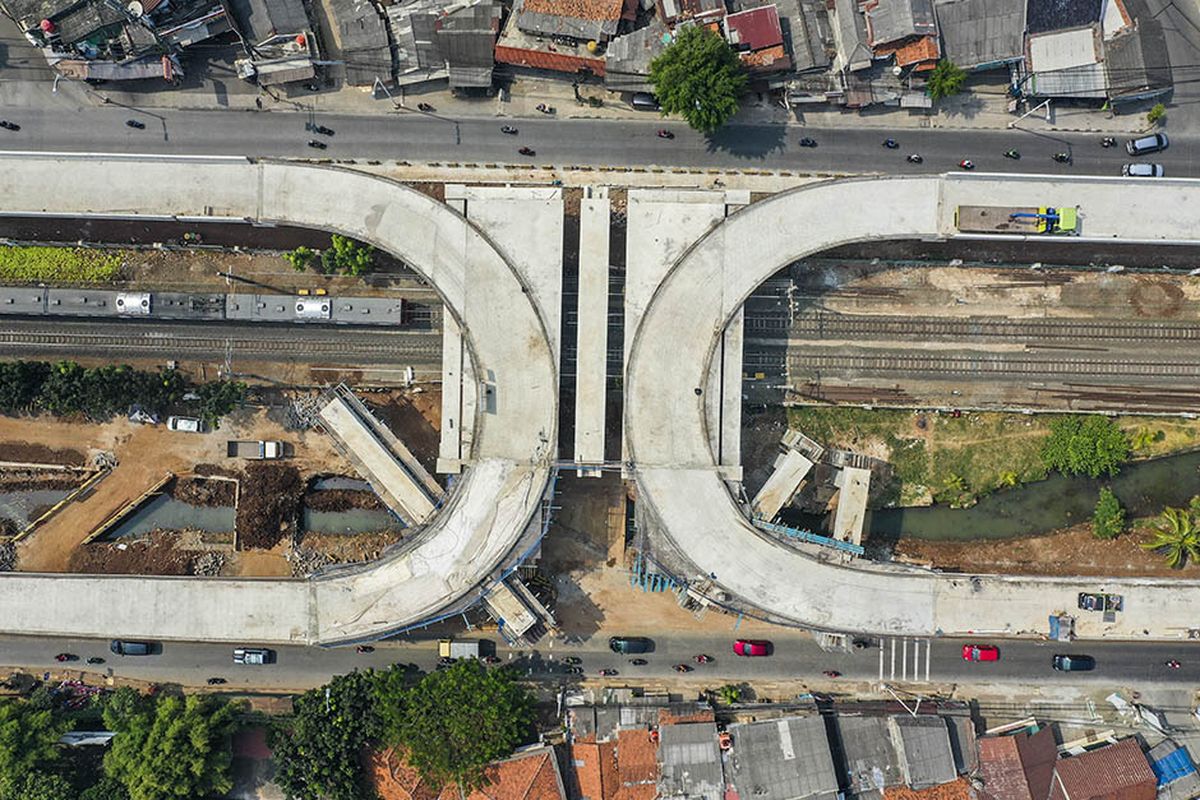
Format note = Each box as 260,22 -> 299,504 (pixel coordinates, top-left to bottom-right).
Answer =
1122,163 -> 1164,177
233,648 -> 274,665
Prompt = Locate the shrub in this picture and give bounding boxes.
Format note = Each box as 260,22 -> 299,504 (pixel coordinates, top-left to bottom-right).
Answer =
1092,488 -> 1124,539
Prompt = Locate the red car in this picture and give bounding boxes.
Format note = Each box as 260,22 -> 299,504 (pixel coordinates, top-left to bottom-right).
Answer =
733,639 -> 771,657
962,644 -> 1000,662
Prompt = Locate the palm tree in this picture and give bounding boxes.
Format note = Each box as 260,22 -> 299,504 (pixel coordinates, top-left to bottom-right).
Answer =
716,684 -> 741,705
1141,506 -> 1200,568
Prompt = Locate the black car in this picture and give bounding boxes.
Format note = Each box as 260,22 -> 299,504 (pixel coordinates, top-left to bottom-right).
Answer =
125,119 -> 145,129
608,636 -> 652,654
1052,654 -> 1096,672
110,640 -> 154,656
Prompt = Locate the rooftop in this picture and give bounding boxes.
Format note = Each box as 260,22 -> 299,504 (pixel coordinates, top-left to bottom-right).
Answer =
373,745 -> 567,800
839,716 -> 905,794
892,717 -> 957,791
933,0 -> 1025,68
1048,738 -> 1156,800
863,0 -> 937,47
726,4 -> 784,50
514,0 -> 629,40
1025,0 -> 1100,34
604,20 -> 670,91
976,728 -> 1057,800
228,0 -> 310,43
658,721 -> 722,800
727,716 -> 840,800
1104,19 -> 1172,101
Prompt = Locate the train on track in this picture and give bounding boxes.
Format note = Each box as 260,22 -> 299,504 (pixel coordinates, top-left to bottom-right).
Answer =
0,286 -> 412,327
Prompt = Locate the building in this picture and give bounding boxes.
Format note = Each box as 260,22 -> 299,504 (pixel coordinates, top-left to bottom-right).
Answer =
1147,741 -> 1200,800
861,0 -> 939,69
229,0 -> 317,86
603,19 -> 670,91
726,716 -> 840,800
658,720 -> 722,800
724,5 -> 792,73
371,744 -> 568,800
1048,737 -> 1156,800
0,0 -> 231,80
323,0 -> 392,85
494,0 -> 616,77
976,726 -> 1057,800
829,0 -> 873,71
933,0 -> 1025,70
388,0 -> 502,88
837,714 -> 964,795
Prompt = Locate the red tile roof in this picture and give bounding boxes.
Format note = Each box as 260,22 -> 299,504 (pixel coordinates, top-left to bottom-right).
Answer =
978,728 -> 1057,800
724,5 -> 783,51
874,34 -> 940,67
521,0 -> 624,22
494,44 -> 606,75
1048,739 -> 1157,800
569,741 -> 617,800
883,777 -> 974,800
372,746 -> 566,800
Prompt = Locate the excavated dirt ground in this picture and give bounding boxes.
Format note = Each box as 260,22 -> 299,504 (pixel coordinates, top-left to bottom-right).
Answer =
236,464 -> 303,550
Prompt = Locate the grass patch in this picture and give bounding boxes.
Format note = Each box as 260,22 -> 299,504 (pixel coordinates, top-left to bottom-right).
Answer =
0,246 -> 124,283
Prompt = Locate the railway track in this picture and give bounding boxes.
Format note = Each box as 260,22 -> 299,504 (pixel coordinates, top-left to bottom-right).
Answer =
748,312 -> 1200,342
779,351 -> 1200,379
0,325 -> 442,363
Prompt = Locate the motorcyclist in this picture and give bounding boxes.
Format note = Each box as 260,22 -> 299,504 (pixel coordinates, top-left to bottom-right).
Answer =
959,159 -> 975,170
694,654 -> 712,663
1004,149 -> 1020,159
1101,136 -> 1116,147
883,138 -> 898,149
674,664 -> 692,673
628,658 -> 647,665
501,125 -> 518,134
1166,659 -> 1182,669
906,154 -> 922,163
1053,152 -> 1071,163
822,670 -> 841,678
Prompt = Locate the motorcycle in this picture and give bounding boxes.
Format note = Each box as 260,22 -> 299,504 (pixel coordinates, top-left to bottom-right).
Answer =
125,119 -> 145,129
694,654 -> 712,664
206,677 -> 227,685
598,668 -> 618,677
518,147 -> 535,156
306,139 -> 327,150
851,639 -> 871,650
500,125 -> 518,135
54,653 -> 77,662
355,645 -> 374,654
821,670 -> 841,678
1166,659 -> 1182,669
906,154 -> 923,164
798,137 -> 817,148
674,664 -> 693,673
535,103 -> 555,114
1052,152 -> 1072,163
882,138 -> 899,149
482,655 -> 501,664
958,159 -> 975,170
1101,136 -> 1116,148
1003,149 -> 1020,159
0,121 -> 19,131
628,658 -> 648,666
656,129 -> 674,139
562,656 -> 582,665
566,666 -> 584,675
86,657 -> 106,665
417,102 -> 435,112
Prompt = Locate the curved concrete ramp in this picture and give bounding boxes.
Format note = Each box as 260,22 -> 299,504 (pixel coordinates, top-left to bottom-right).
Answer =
626,174 -> 1200,639
0,154 -> 557,644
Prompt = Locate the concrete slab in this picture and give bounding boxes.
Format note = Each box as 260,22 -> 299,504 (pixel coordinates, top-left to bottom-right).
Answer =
438,314 -> 467,474
831,466 -> 871,547
0,155 -> 557,644
705,306 -> 743,481
574,188 -> 610,475
751,448 -> 815,520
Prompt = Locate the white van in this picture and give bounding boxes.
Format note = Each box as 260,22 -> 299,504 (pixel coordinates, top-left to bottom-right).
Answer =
167,416 -> 203,433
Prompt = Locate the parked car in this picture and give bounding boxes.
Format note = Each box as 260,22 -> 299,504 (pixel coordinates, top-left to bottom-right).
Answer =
167,415 -> 202,433
1126,132 -> 1168,155
961,644 -> 1000,662
1122,163 -> 1164,177
1052,654 -> 1095,672
110,640 -> 154,656
233,648 -> 274,665
608,636 -> 652,654
1077,592 -> 1123,612
630,92 -> 660,111
733,639 -> 771,657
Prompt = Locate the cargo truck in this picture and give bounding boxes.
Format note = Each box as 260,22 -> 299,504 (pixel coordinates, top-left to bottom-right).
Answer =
955,205 -> 1079,235
226,440 -> 284,459
438,639 -> 480,659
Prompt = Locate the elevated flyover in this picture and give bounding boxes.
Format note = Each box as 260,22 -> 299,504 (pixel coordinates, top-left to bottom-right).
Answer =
0,154 -> 557,645
626,174 -> 1200,640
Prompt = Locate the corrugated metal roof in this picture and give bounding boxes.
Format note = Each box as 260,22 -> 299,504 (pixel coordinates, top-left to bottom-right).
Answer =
727,716 -> 839,800
1025,0 -> 1100,34
658,721 -> 722,800
891,717 -> 957,791
863,0 -> 936,47
933,0 -> 1024,68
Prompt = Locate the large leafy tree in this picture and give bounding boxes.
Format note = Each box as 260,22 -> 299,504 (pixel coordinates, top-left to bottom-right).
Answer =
378,660 -> 533,792
1,771 -> 74,800
1040,415 -> 1130,478
1142,505 -> 1200,568
926,59 -> 967,101
649,26 -> 747,134
270,669 -> 381,800
102,691 -> 241,800
1092,488 -> 1125,540
0,698 -> 71,791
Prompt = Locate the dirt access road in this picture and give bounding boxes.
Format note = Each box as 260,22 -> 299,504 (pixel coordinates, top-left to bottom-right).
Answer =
13,407 -> 348,572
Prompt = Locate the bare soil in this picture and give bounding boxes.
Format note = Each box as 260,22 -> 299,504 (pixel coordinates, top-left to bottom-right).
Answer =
294,531 -> 401,565
67,530 -> 193,576
365,389 -> 441,479
893,521 -> 1189,578
0,469 -> 88,492
0,442 -> 87,466
303,489 -> 383,512
170,476 -> 236,507
236,464 -> 303,550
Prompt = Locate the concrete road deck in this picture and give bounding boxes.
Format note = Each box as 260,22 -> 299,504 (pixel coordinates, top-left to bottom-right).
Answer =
626,174 -> 1200,640
0,154 -> 557,644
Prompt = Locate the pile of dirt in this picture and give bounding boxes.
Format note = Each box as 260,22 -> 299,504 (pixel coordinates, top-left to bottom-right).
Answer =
171,476 -> 236,507
0,469 -> 87,492
303,489 -> 383,512
0,442 -> 86,467
67,530 -> 193,576
193,463 -> 239,479
236,464 -> 303,550
295,532 -> 401,567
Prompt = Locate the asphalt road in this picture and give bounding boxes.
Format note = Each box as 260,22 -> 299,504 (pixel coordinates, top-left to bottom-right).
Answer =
0,105 -> 1196,177
7,631 -> 1200,693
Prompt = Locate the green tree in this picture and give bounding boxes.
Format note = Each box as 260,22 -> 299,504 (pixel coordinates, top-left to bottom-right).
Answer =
79,776 -> 131,800
1147,102 -> 1166,125
327,235 -> 375,277
1040,415 -> 1130,478
715,684 -> 741,705
0,360 -> 50,412
1,771 -> 74,800
270,670 -> 381,800
195,380 -> 247,427
1131,426 -> 1159,451
926,59 -> 967,101
649,26 -> 747,134
102,693 -> 241,800
1092,488 -> 1125,540
1141,505 -> 1200,568
377,660 -> 533,792
284,246 -> 317,272
0,698 -> 71,790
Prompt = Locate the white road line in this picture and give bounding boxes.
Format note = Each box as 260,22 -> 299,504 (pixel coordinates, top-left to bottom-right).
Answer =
902,638 -> 908,681
912,639 -> 920,680
878,639 -> 885,681
925,640 -> 931,682
890,638 -> 896,680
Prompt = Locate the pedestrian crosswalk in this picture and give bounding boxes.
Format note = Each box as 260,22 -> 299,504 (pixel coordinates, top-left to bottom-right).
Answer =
878,637 -> 932,683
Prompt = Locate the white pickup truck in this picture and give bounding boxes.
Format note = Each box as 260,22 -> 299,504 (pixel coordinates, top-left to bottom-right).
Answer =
226,440 -> 284,459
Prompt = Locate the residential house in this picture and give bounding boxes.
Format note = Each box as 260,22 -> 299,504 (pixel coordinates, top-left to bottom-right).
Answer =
933,0 -> 1025,71
1047,737 -> 1156,800
322,0 -> 392,85
837,714 -> 964,796
657,720 -> 723,800
388,0 -> 502,89
724,4 -> 793,73
228,0 -> 317,86
1147,740 -> 1200,800
604,19 -> 670,91
726,716 -> 840,800
976,726 -> 1058,800
371,744 -> 568,800
861,0 -> 940,69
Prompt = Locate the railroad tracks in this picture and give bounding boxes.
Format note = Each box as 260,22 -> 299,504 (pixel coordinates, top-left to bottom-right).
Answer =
780,352 -> 1200,379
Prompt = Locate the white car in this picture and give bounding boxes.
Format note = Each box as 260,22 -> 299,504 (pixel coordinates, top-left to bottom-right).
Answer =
1122,163 -> 1164,177
166,415 -> 203,433
233,648 -> 273,665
